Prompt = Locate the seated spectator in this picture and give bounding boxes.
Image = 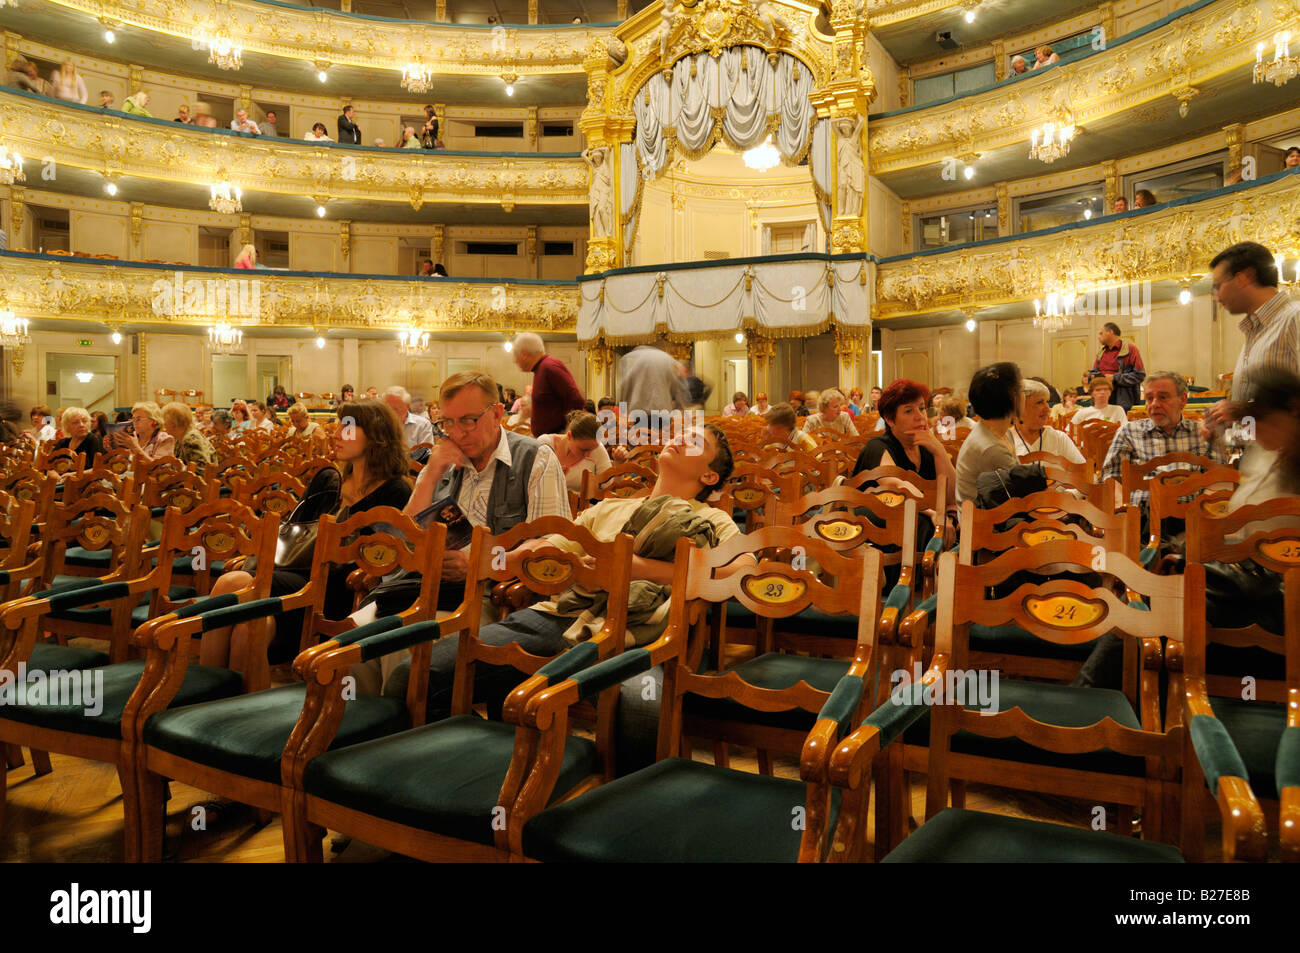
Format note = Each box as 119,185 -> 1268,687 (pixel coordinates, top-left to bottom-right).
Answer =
383,385 -> 435,450
191,101 -> 217,127
955,362 -> 1022,502
487,14 -> 499,24
763,402 -> 816,453
211,409 -> 234,436
537,409 -> 612,494
50,407 -> 102,473
802,388 -> 859,436
287,402 -> 327,446
398,125 -> 421,149
723,391 -> 750,417
937,394 -> 976,431
230,108 -> 260,135
1050,386 -> 1080,425
1072,375 -> 1127,425
418,259 -> 434,276
365,387 -> 379,399
11,60 -> 50,96
122,91 -> 152,117
409,396 -> 431,420
432,263 -> 448,276
506,395 -> 532,431
1134,189 -> 1157,208
109,401 -> 175,459
174,104 -> 192,123
1100,372 -> 1227,507
788,390 -> 810,417
338,385 -> 355,404
372,138 -> 386,148
50,60 -> 87,104
260,110 -> 279,137
163,402 -> 215,475
90,411 -> 109,441
233,244 -> 257,269
846,388 -> 864,416
267,384 -> 291,412
751,392 -> 770,415
1011,379 -> 1085,463
853,379 -> 958,511
1031,45 -> 1059,69
1114,196 -> 1128,213
194,404 -> 213,429
864,386 -> 882,412
1010,55 -> 1028,75
99,90 -> 114,109
304,122 -> 332,142
248,400 -> 275,432
229,400 -> 251,430
29,404 -> 56,444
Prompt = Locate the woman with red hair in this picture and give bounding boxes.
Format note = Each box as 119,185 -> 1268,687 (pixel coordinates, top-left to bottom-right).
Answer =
853,378 -> 957,507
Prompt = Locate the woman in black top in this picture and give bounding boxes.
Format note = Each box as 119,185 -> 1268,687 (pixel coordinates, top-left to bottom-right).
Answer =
50,407 -> 103,472
267,384 -> 292,412
200,400 -> 413,670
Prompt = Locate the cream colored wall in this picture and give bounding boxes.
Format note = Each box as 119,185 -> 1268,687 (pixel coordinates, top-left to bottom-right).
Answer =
864,33 -> 903,114
868,178 -> 904,258
1115,0 -> 1181,36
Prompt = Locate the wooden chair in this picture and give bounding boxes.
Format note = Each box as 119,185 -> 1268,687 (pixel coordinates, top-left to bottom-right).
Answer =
725,463 -> 797,532
181,389 -> 202,408
1078,419 -> 1122,477
1177,501 -> 1300,861
846,545 -> 1190,861
1119,451 -> 1220,507
233,472 -> 305,519
131,511 -> 447,863
0,499 -> 277,856
515,536 -> 885,862
579,462 -> 656,506
1144,467 -> 1239,557
287,518 -> 634,862
36,447 -> 84,479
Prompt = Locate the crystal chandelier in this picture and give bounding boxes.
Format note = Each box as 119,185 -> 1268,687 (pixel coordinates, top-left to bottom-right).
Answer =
196,26 -> 243,71
742,136 -> 780,172
0,0 -> 18,11
1029,122 -> 1074,163
398,326 -> 431,355
208,322 -> 243,352
209,180 -> 242,214
1032,290 -> 1076,332
402,60 -> 434,94
1254,33 -> 1298,87
0,145 -> 25,186
0,310 -> 31,347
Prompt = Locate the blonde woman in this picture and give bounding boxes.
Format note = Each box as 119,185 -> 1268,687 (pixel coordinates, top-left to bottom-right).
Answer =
162,401 -> 216,474
50,60 -> 88,104
801,388 -> 860,436
51,407 -> 103,472
287,402 -> 327,448
234,244 -> 257,269
109,401 -> 175,459
122,90 -> 152,117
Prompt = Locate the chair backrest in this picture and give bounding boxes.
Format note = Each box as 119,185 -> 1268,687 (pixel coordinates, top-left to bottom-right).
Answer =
1120,451 -> 1219,503
60,466 -> 135,508
43,494 -> 152,585
0,492 -> 37,601
98,448 -> 135,477
958,494 -> 1142,563
234,471 -> 305,518
656,530 -> 884,760
726,463 -> 798,530
580,461 -> 656,505
764,450 -> 831,494
1078,419 -> 1122,475
844,465 -> 947,515
1146,466 -> 1240,540
37,446 -> 84,477
142,469 -> 217,514
773,486 -> 919,574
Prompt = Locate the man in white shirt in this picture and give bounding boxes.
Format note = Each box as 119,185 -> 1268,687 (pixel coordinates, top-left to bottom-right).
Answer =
230,109 -> 261,135
1071,376 -> 1127,426
383,385 -> 435,450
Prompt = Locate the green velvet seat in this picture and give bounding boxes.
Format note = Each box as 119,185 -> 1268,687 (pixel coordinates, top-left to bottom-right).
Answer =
881,808 -> 1184,862
27,642 -> 111,673
1207,696 -> 1286,797
968,623 -> 1095,661
726,603 -> 856,637
48,584 -> 198,628
62,546 -> 113,569
684,653 -> 852,732
143,684 -> 409,784
522,757 -> 837,863
304,714 -> 599,846
169,555 -> 225,575
0,659 -> 242,739
901,679 -> 1145,777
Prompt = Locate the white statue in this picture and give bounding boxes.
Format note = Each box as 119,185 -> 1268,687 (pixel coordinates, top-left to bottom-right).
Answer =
658,1 -> 676,61
835,115 -> 865,218
756,1 -> 793,43
584,146 -> 614,236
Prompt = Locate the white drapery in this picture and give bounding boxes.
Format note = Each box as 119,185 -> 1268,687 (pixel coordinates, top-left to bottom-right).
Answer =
632,46 -> 817,181
809,117 -> 832,232
578,256 -> 873,344
620,141 -> 641,257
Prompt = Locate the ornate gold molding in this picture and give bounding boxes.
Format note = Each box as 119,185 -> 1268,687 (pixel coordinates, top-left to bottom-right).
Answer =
875,170 -> 1300,318
0,255 -> 579,334
46,0 -> 597,75
869,0 -> 1297,174
0,91 -> 587,208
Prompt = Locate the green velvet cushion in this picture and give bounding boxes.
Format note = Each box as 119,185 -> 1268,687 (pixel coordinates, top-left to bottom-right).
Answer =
304,715 -> 598,846
683,653 -> 851,732
1278,727 -> 1300,793
522,757 -> 838,863
902,679 -> 1145,777
1207,696 -> 1286,797
882,808 -> 1184,862
50,585 -> 198,627
63,546 -> 113,568
969,623 -> 1096,661
0,659 -> 242,739
28,642 -> 111,672
143,683 -> 408,784
1188,713 -> 1249,796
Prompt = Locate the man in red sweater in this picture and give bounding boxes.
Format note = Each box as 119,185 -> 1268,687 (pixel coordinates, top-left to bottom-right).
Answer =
512,332 -> 586,435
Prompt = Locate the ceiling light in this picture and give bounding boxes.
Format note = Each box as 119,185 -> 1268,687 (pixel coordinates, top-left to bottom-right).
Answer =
209,179 -> 242,214
963,165 -> 975,180
1084,209 -> 1092,220
318,70 -> 329,83
195,26 -> 243,71
0,145 -> 25,186
1030,122 -> 1074,163
503,340 -> 513,352
315,336 -> 325,349
735,332 -> 745,343
111,331 -> 122,345
209,322 -> 243,352
1255,33 -> 1298,87
1033,289 -> 1076,332
743,136 -> 780,173
502,74 -> 518,97
1178,286 -> 1192,306
0,311 -> 30,347
505,83 -> 515,96
965,317 -> 977,332
964,10 -> 975,23
398,326 -> 431,355
316,204 -> 327,217
75,372 -> 93,383
104,179 -> 118,196
402,59 -> 434,94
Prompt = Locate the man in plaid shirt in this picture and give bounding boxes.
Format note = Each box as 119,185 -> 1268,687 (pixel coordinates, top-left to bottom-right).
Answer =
1101,372 -> 1227,507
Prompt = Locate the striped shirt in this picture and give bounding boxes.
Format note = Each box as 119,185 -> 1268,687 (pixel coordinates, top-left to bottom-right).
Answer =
453,428 -> 570,535
1232,291 -> 1300,402
1100,417 -> 1227,505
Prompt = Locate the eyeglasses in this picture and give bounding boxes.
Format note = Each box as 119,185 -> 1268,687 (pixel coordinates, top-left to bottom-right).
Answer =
433,409 -> 491,433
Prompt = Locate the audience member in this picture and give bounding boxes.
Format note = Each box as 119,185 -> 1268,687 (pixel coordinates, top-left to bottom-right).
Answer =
420,105 -> 440,149
865,386 -> 882,412
174,104 -> 192,123
1134,189 -> 1157,208
751,392 -> 770,415
210,409 -> 234,436
537,409 -> 612,494
955,362 -> 1022,501
619,345 -> 690,433
162,402 -> 215,475
845,388 -> 864,416
419,259 -> 434,276
192,102 -> 218,127
365,387 -> 379,399
287,402 -> 326,445
50,407 -> 102,472
109,401 -> 174,459
1011,379 -> 1085,462
1286,146 -> 1300,169
338,385 -> 355,404
1049,386 -> 1080,425
1114,196 -> 1128,213
260,110 -> 279,137
49,60 -> 87,104
763,403 -> 817,453
432,263 -> 448,276
249,400 -> 275,432
788,390 -> 811,417
29,405 -> 56,443
802,388 -> 859,436
409,396 -> 431,420
233,244 -> 257,269
1072,375 -> 1127,425
99,90 -> 114,109
305,121 -> 332,142
1010,55 -> 1028,75
338,105 -> 362,144
229,400 -> 251,430
12,61 -> 50,96
1087,321 -> 1145,410
267,384 -> 292,411
230,108 -> 261,135
122,91 -> 152,116
1031,45 -> 1059,69
383,385 -> 435,449
723,392 -> 750,416
512,333 -> 585,436
398,125 -> 420,149
854,378 -> 958,508
937,394 -> 976,430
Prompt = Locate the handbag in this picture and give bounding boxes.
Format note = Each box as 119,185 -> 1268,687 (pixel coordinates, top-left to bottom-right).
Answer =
262,468 -> 341,574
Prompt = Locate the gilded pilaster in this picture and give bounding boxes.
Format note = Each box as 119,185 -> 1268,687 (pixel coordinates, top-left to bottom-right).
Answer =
129,202 -> 144,255
435,0 -> 446,19
238,85 -> 252,113
747,334 -> 776,400
1102,160 -> 1118,211
10,186 -> 25,244
238,214 -> 251,249
996,183 -> 1010,237
431,224 -> 445,265
527,107 -> 539,150
900,201 -> 911,252
585,342 -> 617,400
528,0 -> 538,24
1224,123 -> 1244,173
526,225 -> 538,277
814,0 -> 875,255
4,32 -> 21,73
339,219 -> 351,266
128,64 -> 143,92
992,40 -> 1007,81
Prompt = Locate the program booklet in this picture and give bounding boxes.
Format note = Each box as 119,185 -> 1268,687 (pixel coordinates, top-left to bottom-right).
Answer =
415,496 -> 475,551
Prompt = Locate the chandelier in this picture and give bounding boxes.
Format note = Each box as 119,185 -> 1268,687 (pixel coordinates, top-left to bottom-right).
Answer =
0,0 -> 17,11
0,311 -> 31,347
1032,290 -> 1077,332
208,322 -> 243,352
0,145 -> 24,186
196,26 -> 243,71
1029,122 -> 1074,163
209,180 -> 242,214
1254,33 -> 1298,87
398,326 -> 431,355
402,60 -> 434,94
742,136 -> 780,173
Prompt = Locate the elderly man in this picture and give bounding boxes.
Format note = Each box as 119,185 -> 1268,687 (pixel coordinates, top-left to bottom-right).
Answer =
383,385 -> 435,450
512,332 -> 585,436
230,108 -> 261,135
619,344 -> 691,434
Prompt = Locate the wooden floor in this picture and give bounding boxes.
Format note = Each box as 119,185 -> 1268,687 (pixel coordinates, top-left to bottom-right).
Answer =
0,741 -> 1226,862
